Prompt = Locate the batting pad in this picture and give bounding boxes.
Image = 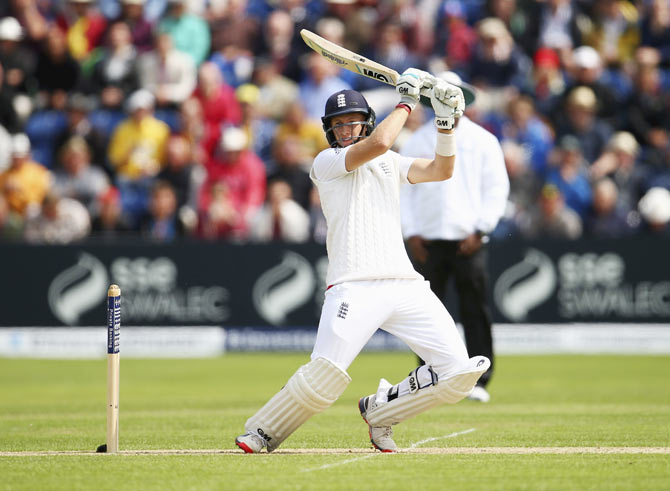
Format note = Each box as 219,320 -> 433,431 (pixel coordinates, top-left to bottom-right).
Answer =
365,356 -> 490,427
245,357 -> 351,452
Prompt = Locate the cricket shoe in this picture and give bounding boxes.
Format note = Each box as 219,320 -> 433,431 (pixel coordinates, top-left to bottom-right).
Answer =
235,431 -> 267,454
358,395 -> 397,453
467,385 -> 490,403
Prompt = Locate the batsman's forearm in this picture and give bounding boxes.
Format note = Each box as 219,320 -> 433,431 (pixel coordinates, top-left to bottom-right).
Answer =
367,106 -> 410,151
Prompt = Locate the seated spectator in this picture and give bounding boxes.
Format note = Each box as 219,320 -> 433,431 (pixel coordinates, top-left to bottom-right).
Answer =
52,136 -> 110,212
528,47 -> 566,118
579,0 -> 639,66
498,94 -> 554,177
267,134 -> 313,211
207,0 -> 257,88
491,140 -> 542,239
90,186 -> 133,238
199,126 -> 266,239
553,86 -> 613,163
158,0 -> 211,67
467,17 -> 531,112
624,47 -> 670,170
191,61 -> 241,141
34,25 -> 81,110
0,17 -> 33,128
273,101 -> 328,163
157,134 -> 203,227
590,131 -> 649,211
563,46 -> 620,127
584,178 -> 638,238
60,0 -> 107,62
113,0 -> 155,53
138,31 -> 196,110
435,0 -> 478,72
249,177 -> 310,243
518,183 -> 583,239
253,9 -> 301,82
108,89 -> 170,180
535,0 -> 583,62
23,191 -> 90,243
52,93 -> 109,174
236,83 -> 276,163
88,21 -> 140,111
107,89 -> 170,221
0,16 -> 36,101
355,20 -> 421,92
0,133 -> 52,218
197,181 -> 240,240
640,0 -> 670,65
637,186 -> 670,236
177,97 -> 212,164
545,135 -> 592,218
298,52 -> 351,122
138,180 -> 185,241
252,56 -> 299,122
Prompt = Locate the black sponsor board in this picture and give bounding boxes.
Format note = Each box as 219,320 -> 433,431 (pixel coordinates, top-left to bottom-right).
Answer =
0,238 -> 668,327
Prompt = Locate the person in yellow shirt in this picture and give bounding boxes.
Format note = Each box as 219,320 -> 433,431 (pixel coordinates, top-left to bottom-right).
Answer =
274,102 -> 328,161
0,134 -> 52,218
107,89 -> 171,180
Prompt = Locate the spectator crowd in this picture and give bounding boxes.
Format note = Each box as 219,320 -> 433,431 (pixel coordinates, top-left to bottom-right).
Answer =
0,0 -> 669,244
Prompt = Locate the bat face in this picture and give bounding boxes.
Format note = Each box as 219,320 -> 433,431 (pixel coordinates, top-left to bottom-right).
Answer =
301,29 -> 400,87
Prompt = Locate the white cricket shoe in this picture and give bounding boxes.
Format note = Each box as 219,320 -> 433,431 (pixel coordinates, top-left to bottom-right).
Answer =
235,431 -> 267,453
358,396 -> 397,453
467,385 -> 491,403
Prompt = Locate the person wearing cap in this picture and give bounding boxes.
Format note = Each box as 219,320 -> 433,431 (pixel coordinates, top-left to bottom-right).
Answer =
107,89 -> 170,180
0,133 -> 52,218
590,131 -> 649,212
199,125 -> 265,239
561,45 -> 619,128
0,16 -> 36,100
399,72 -> 508,404
236,69 -> 490,455
518,183 -> 583,239
553,85 -> 613,164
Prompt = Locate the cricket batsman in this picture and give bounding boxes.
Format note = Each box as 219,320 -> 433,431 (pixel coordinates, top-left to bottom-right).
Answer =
235,68 -> 490,453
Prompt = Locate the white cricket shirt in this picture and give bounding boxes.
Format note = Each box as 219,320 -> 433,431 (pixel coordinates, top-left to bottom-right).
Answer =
399,116 -> 509,240
310,146 -> 423,286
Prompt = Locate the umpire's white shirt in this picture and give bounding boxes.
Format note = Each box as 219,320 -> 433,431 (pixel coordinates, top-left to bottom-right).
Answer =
310,146 -> 423,287
399,116 -> 509,240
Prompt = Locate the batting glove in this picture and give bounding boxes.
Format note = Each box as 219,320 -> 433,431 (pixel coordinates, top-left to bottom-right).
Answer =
396,68 -> 433,111
431,80 -> 465,130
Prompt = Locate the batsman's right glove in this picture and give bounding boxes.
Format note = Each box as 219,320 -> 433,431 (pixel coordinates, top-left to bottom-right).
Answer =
397,68 -> 435,111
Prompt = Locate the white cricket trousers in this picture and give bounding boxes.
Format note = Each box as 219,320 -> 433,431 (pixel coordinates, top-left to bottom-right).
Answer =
310,279 -> 469,378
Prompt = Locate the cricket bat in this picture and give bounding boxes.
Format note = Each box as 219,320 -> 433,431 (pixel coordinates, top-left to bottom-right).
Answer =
300,29 -> 433,99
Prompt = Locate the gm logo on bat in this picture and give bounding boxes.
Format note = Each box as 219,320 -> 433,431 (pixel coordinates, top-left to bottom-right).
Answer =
361,67 -> 391,83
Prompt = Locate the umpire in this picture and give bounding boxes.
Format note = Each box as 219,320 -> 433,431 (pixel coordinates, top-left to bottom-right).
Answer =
399,72 -> 509,402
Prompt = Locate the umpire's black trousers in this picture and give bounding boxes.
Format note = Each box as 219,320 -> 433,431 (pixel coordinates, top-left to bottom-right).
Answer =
416,239 -> 494,387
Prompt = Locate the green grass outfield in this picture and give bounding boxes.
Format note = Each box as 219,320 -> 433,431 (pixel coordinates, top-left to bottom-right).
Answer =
1,353 -> 669,490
